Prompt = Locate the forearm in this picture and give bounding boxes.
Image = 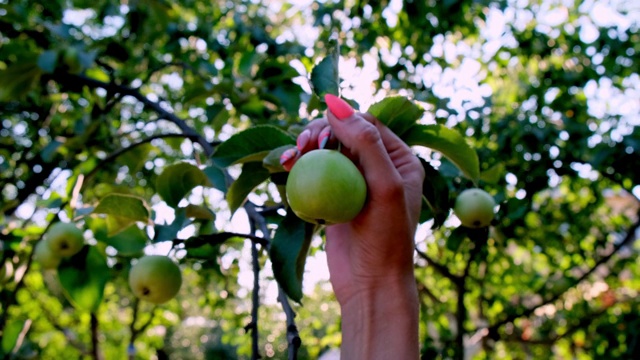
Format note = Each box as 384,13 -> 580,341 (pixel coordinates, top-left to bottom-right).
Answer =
339,274 -> 420,359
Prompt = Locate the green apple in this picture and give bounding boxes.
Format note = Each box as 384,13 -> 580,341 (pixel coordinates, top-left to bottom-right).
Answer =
45,222 -> 85,258
33,240 -> 61,269
128,255 -> 182,304
453,188 -> 496,228
286,149 -> 367,225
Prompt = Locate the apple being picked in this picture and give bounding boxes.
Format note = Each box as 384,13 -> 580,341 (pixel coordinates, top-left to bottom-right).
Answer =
286,149 -> 367,225
453,188 -> 496,228
128,255 -> 182,304
44,222 -> 85,258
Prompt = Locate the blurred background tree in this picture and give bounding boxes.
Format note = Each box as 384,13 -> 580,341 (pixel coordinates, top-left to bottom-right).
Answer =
1,0 -> 639,359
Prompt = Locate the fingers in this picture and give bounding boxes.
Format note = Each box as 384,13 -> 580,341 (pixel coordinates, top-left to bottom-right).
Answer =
281,118 -> 338,171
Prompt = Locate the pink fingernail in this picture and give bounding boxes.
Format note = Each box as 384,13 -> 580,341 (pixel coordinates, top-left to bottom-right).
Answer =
297,129 -> 310,151
279,148 -> 298,171
325,94 -> 354,120
318,129 -> 331,149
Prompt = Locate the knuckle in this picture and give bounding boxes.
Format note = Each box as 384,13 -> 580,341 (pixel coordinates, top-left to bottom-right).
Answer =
354,123 -> 381,145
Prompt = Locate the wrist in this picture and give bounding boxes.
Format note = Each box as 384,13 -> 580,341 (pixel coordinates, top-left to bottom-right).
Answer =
339,274 -> 419,359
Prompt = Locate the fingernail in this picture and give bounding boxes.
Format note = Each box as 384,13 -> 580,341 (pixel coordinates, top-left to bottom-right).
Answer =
325,94 -> 354,120
279,147 -> 298,171
297,129 -> 310,151
318,129 -> 331,149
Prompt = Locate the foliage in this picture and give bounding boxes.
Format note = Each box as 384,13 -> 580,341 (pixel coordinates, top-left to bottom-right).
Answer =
1,0 -> 639,359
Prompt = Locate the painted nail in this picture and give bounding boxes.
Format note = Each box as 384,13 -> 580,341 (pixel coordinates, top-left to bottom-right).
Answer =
297,129 -> 311,151
325,94 -> 354,120
279,147 -> 298,171
318,129 -> 331,149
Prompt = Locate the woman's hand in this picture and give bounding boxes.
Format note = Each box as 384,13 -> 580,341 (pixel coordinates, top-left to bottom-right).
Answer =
281,95 -> 424,359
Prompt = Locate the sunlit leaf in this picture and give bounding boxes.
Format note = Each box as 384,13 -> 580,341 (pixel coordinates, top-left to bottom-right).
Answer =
211,125 -> 295,168
368,96 -> 425,137
403,124 -> 480,182
310,41 -> 340,98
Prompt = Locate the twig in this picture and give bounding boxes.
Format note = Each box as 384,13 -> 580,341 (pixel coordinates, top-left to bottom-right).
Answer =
278,288 -> 302,360
90,312 -> 100,360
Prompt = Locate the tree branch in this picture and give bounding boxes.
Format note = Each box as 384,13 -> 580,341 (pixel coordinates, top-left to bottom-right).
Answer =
50,72 -> 214,156
244,201 -> 301,360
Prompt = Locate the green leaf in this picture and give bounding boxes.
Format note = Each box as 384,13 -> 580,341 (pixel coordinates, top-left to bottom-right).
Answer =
207,104 -> 231,133
203,165 -> 228,193
93,194 -> 150,222
227,162 -> 271,215
1,319 -> 24,354
480,163 -> 506,184
185,204 -> 216,220
211,125 -> 295,168
0,62 -> 42,101
269,212 -> 315,303
403,124 -> 480,182
310,44 -> 340,98
93,194 -> 150,235
368,96 -> 425,137
93,220 -> 147,257
37,50 -> 59,73
419,158 -> 451,229
446,226 -> 468,252
58,246 -> 110,312
156,162 -> 212,208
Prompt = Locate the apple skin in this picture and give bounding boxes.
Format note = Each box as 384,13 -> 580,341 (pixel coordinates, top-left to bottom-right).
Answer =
453,188 -> 496,228
128,255 -> 182,304
45,222 -> 85,258
33,240 -> 61,269
286,149 -> 367,225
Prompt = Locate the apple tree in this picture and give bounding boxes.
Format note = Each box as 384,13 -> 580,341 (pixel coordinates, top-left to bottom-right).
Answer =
1,0 -> 639,359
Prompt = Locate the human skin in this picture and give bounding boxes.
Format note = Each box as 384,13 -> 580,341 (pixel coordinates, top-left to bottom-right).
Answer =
281,95 -> 424,359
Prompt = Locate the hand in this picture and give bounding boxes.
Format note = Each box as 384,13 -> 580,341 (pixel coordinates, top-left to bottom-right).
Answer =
282,95 -> 424,359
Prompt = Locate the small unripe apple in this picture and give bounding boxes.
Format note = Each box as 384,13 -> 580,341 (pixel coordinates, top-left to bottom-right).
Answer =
286,149 -> 367,225
45,222 -> 85,258
454,188 -> 496,228
33,240 -> 61,269
128,255 -> 182,304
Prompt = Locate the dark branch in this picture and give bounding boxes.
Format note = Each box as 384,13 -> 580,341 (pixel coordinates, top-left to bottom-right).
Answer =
50,72 -> 214,156
90,313 -> 100,360
244,201 -> 301,359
